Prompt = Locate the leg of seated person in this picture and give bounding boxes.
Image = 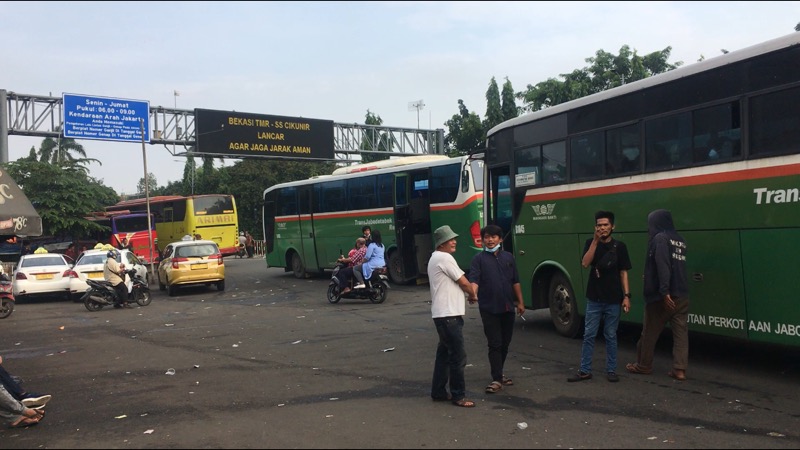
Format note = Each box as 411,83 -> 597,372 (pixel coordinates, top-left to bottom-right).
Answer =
0,364 -> 25,400
353,264 -> 365,284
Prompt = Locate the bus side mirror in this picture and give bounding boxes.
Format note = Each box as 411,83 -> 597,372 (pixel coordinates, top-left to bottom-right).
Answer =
461,170 -> 470,193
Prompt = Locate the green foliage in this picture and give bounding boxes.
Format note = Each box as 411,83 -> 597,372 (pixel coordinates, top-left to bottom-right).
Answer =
136,172 -> 158,195
518,45 -> 682,112
360,110 -> 392,164
444,100 -> 484,156
483,77 -> 503,133
2,159 -> 118,239
501,77 -> 519,121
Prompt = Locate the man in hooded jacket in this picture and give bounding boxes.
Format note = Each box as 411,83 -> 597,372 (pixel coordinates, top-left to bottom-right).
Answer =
626,209 -> 690,381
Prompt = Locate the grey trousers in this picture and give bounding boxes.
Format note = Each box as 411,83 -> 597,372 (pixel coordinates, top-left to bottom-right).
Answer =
0,384 -> 24,424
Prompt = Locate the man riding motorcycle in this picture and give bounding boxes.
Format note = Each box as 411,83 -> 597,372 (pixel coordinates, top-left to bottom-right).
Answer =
103,250 -> 130,308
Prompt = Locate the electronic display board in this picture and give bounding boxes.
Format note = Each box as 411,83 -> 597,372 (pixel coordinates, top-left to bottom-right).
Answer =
195,108 -> 334,160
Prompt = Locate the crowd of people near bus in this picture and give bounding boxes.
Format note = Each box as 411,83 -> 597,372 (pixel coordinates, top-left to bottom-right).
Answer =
427,208 -> 688,408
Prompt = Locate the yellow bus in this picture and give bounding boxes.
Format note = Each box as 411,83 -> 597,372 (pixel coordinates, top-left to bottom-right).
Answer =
106,195 -> 240,257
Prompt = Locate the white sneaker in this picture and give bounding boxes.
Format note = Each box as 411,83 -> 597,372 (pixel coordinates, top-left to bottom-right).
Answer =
353,283 -> 366,289
21,395 -> 51,408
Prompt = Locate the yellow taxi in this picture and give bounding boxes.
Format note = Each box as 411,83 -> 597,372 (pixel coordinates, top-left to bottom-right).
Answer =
157,240 -> 225,296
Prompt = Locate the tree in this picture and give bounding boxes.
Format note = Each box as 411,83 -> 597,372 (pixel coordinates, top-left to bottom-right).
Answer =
483,77 -> 503,133
136,173 -> 158,195
444,100 -> 484,156
518,45 -> 682,111
500,77 -> 519,122
35,132 -> 100,173
360,110 -> 392,164
2,159 -> 118,239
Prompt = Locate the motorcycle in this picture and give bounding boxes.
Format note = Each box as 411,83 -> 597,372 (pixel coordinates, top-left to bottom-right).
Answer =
83,268 -> 152,312
327,262 -> 389,304
237,243 -> 246,259
0,278 -> 14,319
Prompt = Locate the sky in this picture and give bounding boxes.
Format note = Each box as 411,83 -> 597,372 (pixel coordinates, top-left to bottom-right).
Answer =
3,1 -> 800,195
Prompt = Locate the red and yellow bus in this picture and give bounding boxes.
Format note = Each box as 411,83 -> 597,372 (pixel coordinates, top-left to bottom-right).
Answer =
106,195 -> 240,257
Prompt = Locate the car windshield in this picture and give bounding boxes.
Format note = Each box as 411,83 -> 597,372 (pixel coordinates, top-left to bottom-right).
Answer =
175,244 -> 218,258
76,254 -> 106,266
21,256 -> 66,267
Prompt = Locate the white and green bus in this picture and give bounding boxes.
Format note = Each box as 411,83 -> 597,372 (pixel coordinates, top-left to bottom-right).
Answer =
263,155 -> 484,284
479,32 -> 800,347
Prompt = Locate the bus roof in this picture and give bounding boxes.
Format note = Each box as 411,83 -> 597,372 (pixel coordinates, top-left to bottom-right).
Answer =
332,154 -> 450,175
488,32 -> 800,137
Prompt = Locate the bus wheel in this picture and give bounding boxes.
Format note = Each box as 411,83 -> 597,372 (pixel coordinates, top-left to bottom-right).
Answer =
387,252 -> 407,285
547,273 -> 582,338
327,283 -> 341,304
291,252 -> 305,279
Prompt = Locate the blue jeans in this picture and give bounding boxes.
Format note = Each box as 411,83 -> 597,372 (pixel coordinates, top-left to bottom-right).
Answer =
431,316 -> 467,401
579,299 -> 621,374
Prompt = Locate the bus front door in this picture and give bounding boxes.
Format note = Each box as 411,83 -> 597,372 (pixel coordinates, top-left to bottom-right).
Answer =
392,174 -> 418,284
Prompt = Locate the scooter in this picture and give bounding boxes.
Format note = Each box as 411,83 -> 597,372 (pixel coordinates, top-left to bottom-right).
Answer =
327,262 -> 389,304
83,268 -> 152,312
0,278 -> 14,319
237,243 -> 246,259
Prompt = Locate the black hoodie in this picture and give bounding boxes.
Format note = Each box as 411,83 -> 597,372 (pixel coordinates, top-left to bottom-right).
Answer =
643,209 -> 689,304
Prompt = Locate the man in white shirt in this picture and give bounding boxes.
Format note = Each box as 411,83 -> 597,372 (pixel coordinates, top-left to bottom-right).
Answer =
428,225 -> 477,408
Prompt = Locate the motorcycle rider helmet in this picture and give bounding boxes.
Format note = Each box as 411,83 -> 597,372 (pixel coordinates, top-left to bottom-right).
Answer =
107,250 -> 117,259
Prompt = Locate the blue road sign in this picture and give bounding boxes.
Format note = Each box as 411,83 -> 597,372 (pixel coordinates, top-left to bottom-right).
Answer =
63,93 -> 150,143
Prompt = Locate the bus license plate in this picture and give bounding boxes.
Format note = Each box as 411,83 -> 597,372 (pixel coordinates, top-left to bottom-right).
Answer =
36,274 -> 54,280
192,264 -> 208,270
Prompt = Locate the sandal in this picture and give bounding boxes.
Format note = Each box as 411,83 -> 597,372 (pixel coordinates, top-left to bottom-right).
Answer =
625,362 -> 653,375
502,375 -> 513,386
485,381 -> 503,393
668,370 -> 687,381
431,394 -> 452,402
10,417 -> 39,428
452,398 -> 476,408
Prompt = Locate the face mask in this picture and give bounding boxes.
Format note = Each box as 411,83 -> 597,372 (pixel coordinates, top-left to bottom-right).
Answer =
485,245 -> 501,253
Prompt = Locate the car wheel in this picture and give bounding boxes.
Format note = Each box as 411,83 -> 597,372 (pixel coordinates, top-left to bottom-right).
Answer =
167,278 -> 178,297
217,280 -> 225,291
158,273 -> 166,291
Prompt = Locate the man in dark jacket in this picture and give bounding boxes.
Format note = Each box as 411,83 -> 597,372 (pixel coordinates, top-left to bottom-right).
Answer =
469,224 -> 524,394
626,209 -> 689,380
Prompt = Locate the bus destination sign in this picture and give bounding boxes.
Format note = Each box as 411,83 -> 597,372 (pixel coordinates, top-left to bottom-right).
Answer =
195,109 -> 334,160
62,93 -> 150,143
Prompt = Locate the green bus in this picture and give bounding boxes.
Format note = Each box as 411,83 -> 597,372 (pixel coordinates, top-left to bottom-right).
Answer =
262,155 -> 484,284
479,32 -> 800,347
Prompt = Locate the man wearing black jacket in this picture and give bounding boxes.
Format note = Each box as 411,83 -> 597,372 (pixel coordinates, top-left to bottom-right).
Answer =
626,209 -> 689,381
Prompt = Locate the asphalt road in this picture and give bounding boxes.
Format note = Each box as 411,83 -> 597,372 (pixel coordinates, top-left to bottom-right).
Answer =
0,257 -> 798,449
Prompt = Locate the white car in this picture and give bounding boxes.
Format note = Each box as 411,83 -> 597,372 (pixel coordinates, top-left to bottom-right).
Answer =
69,249 -> 149,300
12,253 -> 73,301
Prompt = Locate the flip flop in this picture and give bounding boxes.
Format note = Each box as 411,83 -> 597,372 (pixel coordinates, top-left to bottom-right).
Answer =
668,370 -> 687,381
625,363 -> 653,375
502,375 -> 513,386
10,417 -> 39,428
431,394 -> 452,402
485,381 -> 503,393
452,398 -> 476,408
